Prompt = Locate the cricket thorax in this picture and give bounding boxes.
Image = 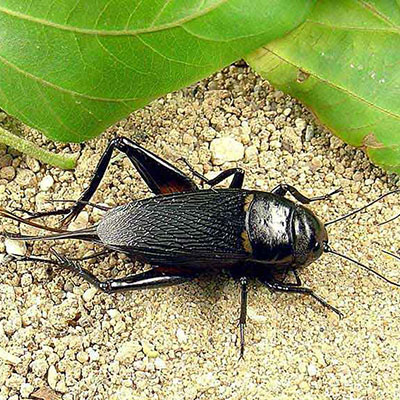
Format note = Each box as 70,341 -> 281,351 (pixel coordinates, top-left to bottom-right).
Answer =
246,193 -> 295,265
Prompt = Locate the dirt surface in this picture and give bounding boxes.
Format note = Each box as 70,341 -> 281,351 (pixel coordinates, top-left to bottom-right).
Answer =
0,64 -> 399,400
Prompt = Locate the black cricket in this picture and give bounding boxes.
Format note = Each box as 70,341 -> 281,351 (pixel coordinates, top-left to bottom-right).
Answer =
2,137 -> 399,357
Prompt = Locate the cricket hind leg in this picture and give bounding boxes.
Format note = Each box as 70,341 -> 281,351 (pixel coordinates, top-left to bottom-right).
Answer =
14,137 -> 199,227
64,137 -> 200,225
17,249 -> 197,293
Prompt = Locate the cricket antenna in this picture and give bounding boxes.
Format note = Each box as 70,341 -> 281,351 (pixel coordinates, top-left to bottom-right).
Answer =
382,249 -> 400,261
378,213 -> 400,226
325,189 -> 399,226
324,245 -> 400,287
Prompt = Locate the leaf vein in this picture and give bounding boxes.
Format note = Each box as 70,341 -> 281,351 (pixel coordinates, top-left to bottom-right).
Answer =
263,47 -> 400,121
95,0 -> 114,29
357,0 -> 398,29
150,0 -> 173,27
95,36 -> 154,76
34,80 -> 81,137
124,0 -> 144,29
305,20 -> 399,34
136,35 -> 204,67
65,0 -> 82,25
0,0 -> 229,36
0,54 -> 139,102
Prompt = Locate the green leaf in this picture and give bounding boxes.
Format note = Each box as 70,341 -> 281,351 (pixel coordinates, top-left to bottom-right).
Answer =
247,0 -> 400,174
0,0 -> 315,143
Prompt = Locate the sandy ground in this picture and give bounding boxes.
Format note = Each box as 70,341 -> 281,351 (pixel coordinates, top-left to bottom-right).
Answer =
0,64 -> 399,400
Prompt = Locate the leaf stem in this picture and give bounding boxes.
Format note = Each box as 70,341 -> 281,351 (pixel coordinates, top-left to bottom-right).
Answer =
0,127 -> 78,169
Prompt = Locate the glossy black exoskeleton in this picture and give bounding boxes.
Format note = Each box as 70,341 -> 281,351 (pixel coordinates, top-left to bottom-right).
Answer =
2,137 -> 399,357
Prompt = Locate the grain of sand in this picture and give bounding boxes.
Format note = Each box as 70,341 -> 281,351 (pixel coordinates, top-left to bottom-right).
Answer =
0,64 -> 399,400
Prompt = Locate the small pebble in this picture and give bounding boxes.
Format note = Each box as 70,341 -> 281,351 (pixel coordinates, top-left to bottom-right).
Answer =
115,341 -> 141,364
245,145 -> 258,162
295,118 -> 306,132
0,166 -> 15,180
20,382 -> 34,398
305,125 -> 314,141
210,137 -> 244,165
82,287 -> 97,302
88,348 -> 99,361
0,154 -> 12,168
39,175 -> 54,191
15,169 -> 36,187
47,365 -> 58,390
77,351 -> 89,364
182,133 -> 194,145
299,380 -> 310,391
247,307 -> 267,323
5,239 -> 27,256
142,341 -> 158,358
311,157 -> 322,170
307,364 -> 317,377
26,157 -> 40,173
154,357 -> 166,370
283,107 -> 292,116
0,348 -> 21,365
30,358 -> 49,377
176,328 -> 187,344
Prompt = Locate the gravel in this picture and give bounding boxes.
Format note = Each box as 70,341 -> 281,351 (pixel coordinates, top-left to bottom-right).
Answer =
0,64 -> 399,399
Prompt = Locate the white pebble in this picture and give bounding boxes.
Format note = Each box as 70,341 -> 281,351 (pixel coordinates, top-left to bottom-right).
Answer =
39,175 -> 54,191
88,348 -> 99,361
47,365 -> 58,389
295,118 -> 306,132
30,358 -> 49,377
20,382 -> 34,398
307,363 -> 317,376
108,309 -> 121,319
244,145 -> 258,162
110,387 -> 136,400
77,351 -> 89,363
247,306 -> 267,323
0,347 -> 21,365
116,341 -> 141,364
5,238 -> 27,256
0,166 -> 16,180
176,328 -> 187,344
142,341 -> 158,358
210,137 -> 244,165
26,157 -> 40,172
82,287 -> 97,302
154,357 -> 166,370
283,107 -> 292,116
